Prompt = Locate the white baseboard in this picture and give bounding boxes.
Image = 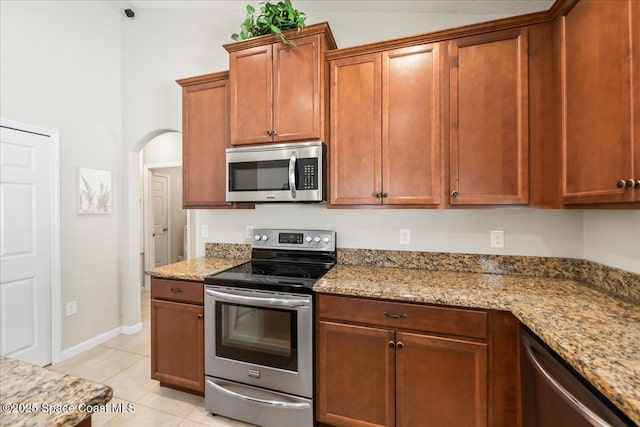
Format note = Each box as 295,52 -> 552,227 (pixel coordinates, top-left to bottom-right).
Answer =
121,322 -> 143,335
57,322 -> 145,362
58,326 -> 122,361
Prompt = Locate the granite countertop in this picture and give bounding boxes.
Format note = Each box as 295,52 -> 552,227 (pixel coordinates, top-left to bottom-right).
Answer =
314,265 -> 640,425
149,256 -> 248,281
0,356 -> 112,426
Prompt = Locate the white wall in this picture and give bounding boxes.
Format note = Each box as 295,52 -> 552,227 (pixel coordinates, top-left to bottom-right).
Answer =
583,211 -> 640,274
0,1 -> 123,349
195,206 -> 584,257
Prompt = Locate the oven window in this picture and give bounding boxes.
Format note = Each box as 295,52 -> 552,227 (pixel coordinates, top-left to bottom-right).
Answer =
229,160 -> 291,192
215,301 -> 298,371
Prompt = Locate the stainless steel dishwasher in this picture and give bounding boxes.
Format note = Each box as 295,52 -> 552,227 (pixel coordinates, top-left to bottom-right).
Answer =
520,326 -> 635,427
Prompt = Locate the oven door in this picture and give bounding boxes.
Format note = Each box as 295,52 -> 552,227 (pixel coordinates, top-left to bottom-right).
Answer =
204,285 -> 313,398
226,142 -> 324,203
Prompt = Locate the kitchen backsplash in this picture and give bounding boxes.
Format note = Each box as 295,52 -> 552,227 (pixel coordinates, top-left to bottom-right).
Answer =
204,243 -> 639,303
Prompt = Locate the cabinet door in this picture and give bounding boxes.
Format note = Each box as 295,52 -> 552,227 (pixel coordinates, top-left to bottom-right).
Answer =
273,34 -> 321,142
329,53 -> 382,205
230,45 -> 273,145
383,44 -> 442,206
561,0 -> 636,203
151,299 -> 204,393
449,29 -> 529,205
316,321 -> 395,427
396,332 -> 487,427
182,78 -> 231,208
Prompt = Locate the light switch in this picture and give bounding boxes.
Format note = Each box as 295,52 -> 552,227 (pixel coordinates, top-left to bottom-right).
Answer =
201,225 -> 209,238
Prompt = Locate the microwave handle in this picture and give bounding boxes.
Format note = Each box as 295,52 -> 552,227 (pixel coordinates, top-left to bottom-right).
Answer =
289,152 -> 297,199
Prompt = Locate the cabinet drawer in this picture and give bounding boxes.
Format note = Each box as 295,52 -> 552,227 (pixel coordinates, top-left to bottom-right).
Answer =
318,294 -> 487,339
151,278 -> 203,305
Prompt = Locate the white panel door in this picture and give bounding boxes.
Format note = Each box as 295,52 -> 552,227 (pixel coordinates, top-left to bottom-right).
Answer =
152,174 -> 169,268
0,125 -> 53,366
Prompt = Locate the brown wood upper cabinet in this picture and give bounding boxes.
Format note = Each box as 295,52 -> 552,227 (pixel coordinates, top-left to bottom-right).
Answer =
560,0 -> 640,204
448,28 -> 529,205
177,72 -> 232,208
329,44 -> 442,206
224,23 -> 336,146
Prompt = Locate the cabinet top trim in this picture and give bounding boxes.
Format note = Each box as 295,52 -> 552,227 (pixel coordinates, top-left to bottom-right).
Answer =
176,70 -> 229,87
223,22 -> 337,53
325,0 -> 574,60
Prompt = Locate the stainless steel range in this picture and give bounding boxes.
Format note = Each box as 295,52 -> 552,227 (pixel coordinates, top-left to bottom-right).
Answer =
204,229 -> 336,427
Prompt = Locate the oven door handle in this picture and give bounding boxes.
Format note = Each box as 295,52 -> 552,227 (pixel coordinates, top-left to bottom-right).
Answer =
288,152 -> 297,200
205,288 -> 310,308
207,379 -> 311,410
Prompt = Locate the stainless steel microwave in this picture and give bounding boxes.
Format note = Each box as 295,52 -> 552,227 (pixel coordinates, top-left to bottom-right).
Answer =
226,141 -> 325,203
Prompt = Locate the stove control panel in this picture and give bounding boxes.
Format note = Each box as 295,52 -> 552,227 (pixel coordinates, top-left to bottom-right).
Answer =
253,229 -> 336,251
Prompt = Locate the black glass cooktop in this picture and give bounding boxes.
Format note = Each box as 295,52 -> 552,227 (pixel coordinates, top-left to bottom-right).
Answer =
204,259 -> 333,294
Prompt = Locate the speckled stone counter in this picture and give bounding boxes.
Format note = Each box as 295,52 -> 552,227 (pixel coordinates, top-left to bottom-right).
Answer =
314,265 -> 640,425
0,356 -> 112,426
149,256 -> 248,281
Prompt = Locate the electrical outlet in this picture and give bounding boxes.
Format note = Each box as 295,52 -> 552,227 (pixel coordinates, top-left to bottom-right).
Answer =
66,300 -> 77,317
201,225 -> 209,238
399,228 -> 411,245
245,226 -> 254,241
490,230 -> 505,248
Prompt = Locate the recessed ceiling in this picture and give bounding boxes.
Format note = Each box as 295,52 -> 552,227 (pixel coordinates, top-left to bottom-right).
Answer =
127,0 -> 556,16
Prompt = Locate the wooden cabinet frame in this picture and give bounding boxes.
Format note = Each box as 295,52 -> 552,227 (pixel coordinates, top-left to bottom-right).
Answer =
316,295 -> 519,427
448,28 -> 529,205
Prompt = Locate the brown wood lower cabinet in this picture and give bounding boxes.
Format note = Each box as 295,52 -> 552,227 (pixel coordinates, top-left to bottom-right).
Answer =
316,294 -> 518,427
151,278 -> 204,394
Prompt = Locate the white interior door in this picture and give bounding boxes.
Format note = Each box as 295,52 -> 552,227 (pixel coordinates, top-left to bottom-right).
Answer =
0,125 -> 53,366
152,173 -> 169,268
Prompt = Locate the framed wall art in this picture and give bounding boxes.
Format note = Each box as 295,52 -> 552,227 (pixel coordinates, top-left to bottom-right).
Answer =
77,167 -> 112,214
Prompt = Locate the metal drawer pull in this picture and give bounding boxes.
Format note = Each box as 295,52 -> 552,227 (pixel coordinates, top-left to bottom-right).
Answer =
207,379 -> 310,410
397,341 -> 404,349
388,341 -> 395,348
523,341 -> 610,427
197,313 -> 204,319
384,312 -> 407,319
170,288 -> 184,293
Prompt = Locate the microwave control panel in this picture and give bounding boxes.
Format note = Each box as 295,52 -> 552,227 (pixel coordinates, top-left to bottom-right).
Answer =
298,158 -> 318,190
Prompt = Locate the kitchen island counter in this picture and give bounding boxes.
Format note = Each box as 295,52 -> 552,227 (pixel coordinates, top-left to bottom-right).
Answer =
315,264 -> 640,425
0,355 -> 112,426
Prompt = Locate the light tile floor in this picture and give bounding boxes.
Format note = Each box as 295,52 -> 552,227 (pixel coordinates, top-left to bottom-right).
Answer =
50,292 -> 254,427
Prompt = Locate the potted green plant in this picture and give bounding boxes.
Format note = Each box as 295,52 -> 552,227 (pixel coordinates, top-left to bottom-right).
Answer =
231,0 -> 307,46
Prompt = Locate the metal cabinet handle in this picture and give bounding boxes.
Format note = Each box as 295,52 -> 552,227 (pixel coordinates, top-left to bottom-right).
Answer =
451,191 -> 459,198
382,192 -> 388,198
288,152 -> 297,200
388,341 -> 395,348
197,313 -> 204,319
617,180 -> 626,189
523,341 -> 610,427
636,180 -> 640,188
272,129 -> 278,136
625,179 -> 635,189
375,192 -> 382,198
206,379 -> 310,410
396,341 -> 404,349
170,288 -> 184,293
384,312 -> 407,319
